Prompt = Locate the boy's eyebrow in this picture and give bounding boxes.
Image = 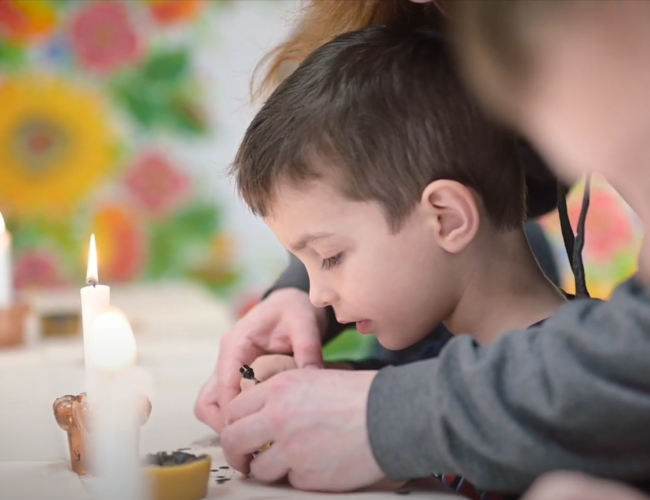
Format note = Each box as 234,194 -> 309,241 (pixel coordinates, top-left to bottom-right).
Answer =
290,232 -> 334,252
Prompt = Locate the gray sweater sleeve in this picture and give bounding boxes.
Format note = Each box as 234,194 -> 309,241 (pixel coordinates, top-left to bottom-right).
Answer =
367,275 -> 650,492
265,254 -> 347,342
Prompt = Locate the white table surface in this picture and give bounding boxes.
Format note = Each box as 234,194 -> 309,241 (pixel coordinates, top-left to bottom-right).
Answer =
0,283 -> 458,500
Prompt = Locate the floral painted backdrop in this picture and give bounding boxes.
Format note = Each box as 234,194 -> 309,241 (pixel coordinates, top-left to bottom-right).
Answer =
0,1 -> 642,307
0,0 -> 255,295
540,175 -> 642,299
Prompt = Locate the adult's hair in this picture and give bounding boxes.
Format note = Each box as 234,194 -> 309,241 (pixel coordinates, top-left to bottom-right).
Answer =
450,1 -> 566,127
253,0 -> 447,101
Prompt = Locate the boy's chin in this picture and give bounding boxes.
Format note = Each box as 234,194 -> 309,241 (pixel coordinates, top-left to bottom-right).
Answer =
376,334 -> 426,351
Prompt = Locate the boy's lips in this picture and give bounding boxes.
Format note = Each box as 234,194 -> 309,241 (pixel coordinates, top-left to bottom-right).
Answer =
355,320 -> 373,334
336,317 -> 374,334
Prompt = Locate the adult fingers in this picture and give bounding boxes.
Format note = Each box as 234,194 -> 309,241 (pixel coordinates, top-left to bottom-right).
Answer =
214,327 -> 266,418
249,445 -> 290,484
225,382 -> 267,426
195,326 -> 265,433
194,375 -> 226,432
221,412 -> 274,473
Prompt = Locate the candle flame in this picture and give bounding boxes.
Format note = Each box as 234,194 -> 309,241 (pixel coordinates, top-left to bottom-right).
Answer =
90,308 -> 136,371
86,234 -> 98,285
0,212 -> 5,233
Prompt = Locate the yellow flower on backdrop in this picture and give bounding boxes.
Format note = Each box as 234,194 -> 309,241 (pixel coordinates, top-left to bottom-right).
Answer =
0,76 -> 117,218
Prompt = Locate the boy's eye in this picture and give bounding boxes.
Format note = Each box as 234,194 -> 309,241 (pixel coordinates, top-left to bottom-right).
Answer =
321,253 -> 342,270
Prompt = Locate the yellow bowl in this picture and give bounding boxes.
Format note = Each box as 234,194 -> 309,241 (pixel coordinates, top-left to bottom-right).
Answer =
143,452 -> 212,500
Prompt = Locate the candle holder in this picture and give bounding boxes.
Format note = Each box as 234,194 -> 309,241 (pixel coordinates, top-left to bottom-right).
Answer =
53,392 -> 152,476
41,312 -> 81,338
0,302 -> 30,348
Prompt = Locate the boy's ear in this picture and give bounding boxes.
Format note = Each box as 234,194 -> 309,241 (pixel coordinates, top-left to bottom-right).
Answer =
419,180 -> 480,253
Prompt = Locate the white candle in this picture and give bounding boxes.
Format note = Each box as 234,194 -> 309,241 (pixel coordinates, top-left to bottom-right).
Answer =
0,212 -> 12,309
89,308 -> 145,500
80,234 -> 110,398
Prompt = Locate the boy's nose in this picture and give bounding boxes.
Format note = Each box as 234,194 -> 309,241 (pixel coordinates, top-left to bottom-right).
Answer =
309,280 -> 338,308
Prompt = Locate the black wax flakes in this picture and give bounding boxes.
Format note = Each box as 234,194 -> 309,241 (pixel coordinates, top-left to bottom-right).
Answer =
142,451 -> 205,466
211,464 -> 235,486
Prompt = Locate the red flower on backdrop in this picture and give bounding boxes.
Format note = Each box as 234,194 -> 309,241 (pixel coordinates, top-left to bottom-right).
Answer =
147,0 -> 205,25
0,1 -> 56,45
70,1 -> 140,73
14,250 -> 65,289
568,186 -> 636,262
124,151 -> 191,216
93,205 -> 146,282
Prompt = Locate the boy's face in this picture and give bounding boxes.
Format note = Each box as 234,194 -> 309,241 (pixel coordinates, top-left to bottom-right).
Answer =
266,179 -> 458,350
516,5 -> 650,190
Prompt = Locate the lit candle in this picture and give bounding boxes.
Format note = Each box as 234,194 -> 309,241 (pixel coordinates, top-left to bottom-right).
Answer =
80,234 -> 110,397
89,308 -> 145,500
0,211 -> 12,309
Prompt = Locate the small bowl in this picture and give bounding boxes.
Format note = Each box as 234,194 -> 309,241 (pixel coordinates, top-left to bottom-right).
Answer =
143,451 -> 212,500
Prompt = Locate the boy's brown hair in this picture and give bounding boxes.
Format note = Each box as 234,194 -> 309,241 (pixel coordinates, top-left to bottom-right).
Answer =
232,26 -> 525,231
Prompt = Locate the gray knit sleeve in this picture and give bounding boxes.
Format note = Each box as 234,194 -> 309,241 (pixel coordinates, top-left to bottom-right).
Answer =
367,276 -> 650,493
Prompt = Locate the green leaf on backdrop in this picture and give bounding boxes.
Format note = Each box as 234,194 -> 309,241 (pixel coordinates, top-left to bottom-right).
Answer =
143,49 -> 189,82
611,252 -> 638,279
165,95 -> 209,135
145,201 -> 221,279
189,267 -> 240,295
11,217 -> 80,273
173,201 -> 221,237
113,78 -> 164,128
49,1 -> 72,12
147,225 -> 179,279
112,52 -> 208,135
12,218 -> 75,253
0,40 -> 26,70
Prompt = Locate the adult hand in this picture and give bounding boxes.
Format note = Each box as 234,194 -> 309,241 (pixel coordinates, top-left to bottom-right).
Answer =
195,287 -> 328,433
522,472 -> 650,500
221,368 -> 384,492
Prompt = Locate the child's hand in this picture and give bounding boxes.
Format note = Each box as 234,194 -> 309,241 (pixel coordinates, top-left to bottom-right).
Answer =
240,354 -> 298,391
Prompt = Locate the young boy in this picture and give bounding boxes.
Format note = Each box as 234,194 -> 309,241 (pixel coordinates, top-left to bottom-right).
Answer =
215,3 -> 650,497
230,25 -> 567,498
